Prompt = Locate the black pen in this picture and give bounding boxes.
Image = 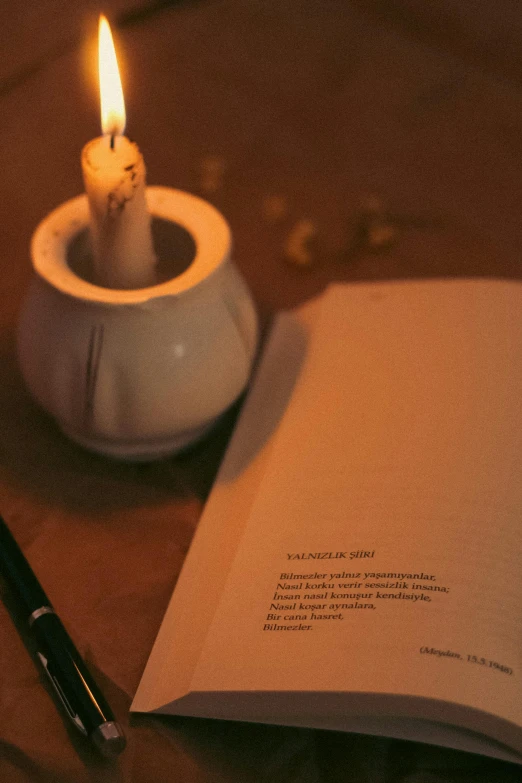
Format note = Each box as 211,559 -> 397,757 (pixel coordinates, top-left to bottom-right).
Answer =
0,517 -> 126,756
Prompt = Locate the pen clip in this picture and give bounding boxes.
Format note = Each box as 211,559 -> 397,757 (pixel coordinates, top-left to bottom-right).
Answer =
37,651 -> 88,735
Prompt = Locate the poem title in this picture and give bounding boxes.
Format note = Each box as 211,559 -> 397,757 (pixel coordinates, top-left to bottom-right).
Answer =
286,550 -> 375,561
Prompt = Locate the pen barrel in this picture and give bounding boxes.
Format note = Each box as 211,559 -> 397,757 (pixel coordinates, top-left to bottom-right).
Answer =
32,612 -> 115,735
0,517 -> 124,754
0,519 -> 50,614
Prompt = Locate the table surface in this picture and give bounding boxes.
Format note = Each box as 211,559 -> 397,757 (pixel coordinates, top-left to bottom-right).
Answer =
0,1 -> 521,781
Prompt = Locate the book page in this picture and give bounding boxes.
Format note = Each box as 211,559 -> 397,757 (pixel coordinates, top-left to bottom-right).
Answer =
189,280 -> 522,742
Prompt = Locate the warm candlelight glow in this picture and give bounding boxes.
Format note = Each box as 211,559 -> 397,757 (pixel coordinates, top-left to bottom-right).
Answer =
98,15 -> 126,138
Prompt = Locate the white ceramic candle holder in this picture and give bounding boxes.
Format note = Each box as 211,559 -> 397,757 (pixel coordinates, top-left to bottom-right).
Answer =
17,187 -> 258,461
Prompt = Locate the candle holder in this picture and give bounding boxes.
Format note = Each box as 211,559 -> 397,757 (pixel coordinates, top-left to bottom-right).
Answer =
17,187 -> 258,461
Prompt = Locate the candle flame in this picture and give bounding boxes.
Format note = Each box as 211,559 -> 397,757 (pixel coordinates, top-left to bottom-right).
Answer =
98,15 -> 126,138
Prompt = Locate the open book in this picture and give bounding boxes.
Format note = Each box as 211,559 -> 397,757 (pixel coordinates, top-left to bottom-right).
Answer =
132,279 -> 522,764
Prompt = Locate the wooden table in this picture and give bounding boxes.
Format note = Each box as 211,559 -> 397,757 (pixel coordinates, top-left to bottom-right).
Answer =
0,1 -> 521,780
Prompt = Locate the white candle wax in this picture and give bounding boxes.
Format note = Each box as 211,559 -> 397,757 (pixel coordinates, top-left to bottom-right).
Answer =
81,134 -> 157,289
81,16 -> 157,289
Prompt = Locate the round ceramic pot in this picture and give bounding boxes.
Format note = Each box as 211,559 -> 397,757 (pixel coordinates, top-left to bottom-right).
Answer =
17,186 -> 258,460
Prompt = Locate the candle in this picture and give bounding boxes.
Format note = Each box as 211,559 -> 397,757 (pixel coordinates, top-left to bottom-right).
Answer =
81,16 -> 156,289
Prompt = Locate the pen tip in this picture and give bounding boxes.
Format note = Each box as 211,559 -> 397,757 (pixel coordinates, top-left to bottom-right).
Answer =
91,721 -> 126,757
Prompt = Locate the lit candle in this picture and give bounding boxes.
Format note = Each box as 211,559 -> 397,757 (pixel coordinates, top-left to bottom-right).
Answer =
81,15 -> 156,289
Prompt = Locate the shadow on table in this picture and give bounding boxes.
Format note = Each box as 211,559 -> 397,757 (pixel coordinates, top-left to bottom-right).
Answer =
131,713 -> 522,783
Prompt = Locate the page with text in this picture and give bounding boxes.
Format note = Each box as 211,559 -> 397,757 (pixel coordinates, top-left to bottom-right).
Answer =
191,281 -> 522,743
